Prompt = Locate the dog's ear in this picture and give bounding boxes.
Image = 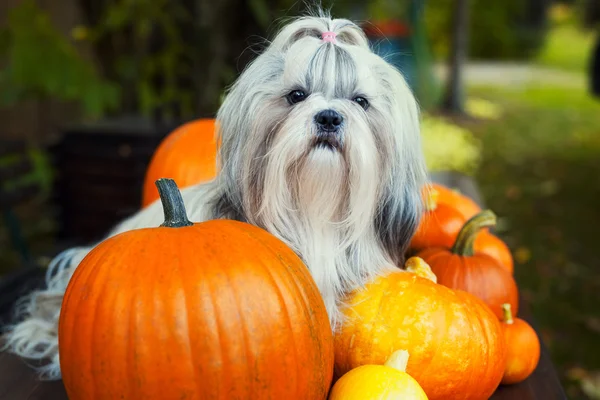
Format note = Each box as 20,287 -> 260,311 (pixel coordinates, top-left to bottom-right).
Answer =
214,47 -> 284,215
374,66 -> 428,267
375,186 -> 422,266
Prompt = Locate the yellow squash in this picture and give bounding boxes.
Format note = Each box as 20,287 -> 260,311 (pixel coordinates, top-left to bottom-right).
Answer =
329,350 -> 428,400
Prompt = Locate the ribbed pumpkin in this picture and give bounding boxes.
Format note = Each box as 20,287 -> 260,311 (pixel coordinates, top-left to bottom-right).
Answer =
425,183 -> 481,220
334,257 -> 506,400
142,119 -> 219,207
417,210 -> 519,319
329,350 -> 428,400
410,188 -> 466,251
59,179 -> 334,400
500,304 -> 541,385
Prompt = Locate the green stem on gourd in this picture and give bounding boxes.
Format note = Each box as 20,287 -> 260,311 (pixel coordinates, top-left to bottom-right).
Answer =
156,178 -> 193,228
384,350 -> 410,373
451,210 -> 497,256
502,303 -> 514,324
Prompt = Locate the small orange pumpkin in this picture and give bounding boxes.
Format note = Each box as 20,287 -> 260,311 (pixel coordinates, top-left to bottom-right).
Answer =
142,119 -> 219,207
500,304 -> 541,385
474,230 -> 514,274
417,210 -> 519,319
424,183 -> 481,220
59,179 -> 334,400
335,257 -> 507,400
410,189 -> 466,251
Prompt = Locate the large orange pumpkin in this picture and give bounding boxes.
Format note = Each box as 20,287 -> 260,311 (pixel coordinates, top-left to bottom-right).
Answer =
59,179 -> 334,400
142,119 -> 219,207
410,188 -> 466,251
424,183 -> 481,220
417,210 -> 519,319
335,257 -> 507,400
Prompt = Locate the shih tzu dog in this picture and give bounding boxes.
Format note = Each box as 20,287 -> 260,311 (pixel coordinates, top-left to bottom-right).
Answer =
2,12 -> 428,379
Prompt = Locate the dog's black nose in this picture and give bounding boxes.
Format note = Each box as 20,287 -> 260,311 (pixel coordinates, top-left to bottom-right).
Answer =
315,109 -> 343,132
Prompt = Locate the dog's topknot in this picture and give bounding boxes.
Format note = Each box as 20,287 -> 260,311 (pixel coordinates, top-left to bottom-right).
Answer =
270,16 -> 370,52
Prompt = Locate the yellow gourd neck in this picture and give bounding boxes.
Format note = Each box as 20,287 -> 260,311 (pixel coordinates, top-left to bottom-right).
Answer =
405,257 -> 438,283
424,189 -> 439,211
384,350 -> 410,373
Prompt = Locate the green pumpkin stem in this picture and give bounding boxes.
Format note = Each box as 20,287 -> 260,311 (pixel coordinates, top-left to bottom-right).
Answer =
502,304 -> 514,324
451,210 -> 497,256
156,178 -> 193,228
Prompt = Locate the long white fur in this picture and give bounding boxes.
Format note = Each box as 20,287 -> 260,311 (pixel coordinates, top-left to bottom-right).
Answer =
1,12 -> 428,380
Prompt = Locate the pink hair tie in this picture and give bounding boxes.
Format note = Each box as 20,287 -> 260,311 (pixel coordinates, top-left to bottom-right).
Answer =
321,31 -> 337,44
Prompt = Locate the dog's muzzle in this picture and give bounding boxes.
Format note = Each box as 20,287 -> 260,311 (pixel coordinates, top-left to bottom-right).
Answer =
314,109 -> 343,150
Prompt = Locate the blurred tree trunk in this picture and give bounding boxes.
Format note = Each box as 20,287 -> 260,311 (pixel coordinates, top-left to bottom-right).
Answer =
441,0 -> 469,114
584,0 -> 600,28
192,0 -> 278,117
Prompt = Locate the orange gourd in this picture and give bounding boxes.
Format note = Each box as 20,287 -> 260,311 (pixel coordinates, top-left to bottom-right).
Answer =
410,189 -> 466,251
59,179 -> 334,400
417,210 -> 519,319
424,183 -> 481,220
474,230 -> 515,274
335,257 -> 507,400
500,304 -> 541,385
142,119 -> 219,207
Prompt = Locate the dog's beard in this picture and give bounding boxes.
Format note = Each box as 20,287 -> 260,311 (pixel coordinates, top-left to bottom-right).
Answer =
247,104 -> 384,323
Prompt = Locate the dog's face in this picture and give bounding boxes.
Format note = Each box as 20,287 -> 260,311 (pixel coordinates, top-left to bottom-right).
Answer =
215,16 -> 427,268
259,41 -> 390,223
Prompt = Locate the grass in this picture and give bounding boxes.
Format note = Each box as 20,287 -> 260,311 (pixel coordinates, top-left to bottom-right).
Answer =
535,25 -> 596,73
466,82 -> 600,399
534,4 -> 596,74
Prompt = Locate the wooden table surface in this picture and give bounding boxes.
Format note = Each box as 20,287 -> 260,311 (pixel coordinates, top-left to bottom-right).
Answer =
0,172 -> 567,399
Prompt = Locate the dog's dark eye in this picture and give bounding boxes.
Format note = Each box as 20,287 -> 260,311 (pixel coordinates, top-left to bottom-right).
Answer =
353,96 -> 369,110
287,90 -> 307,105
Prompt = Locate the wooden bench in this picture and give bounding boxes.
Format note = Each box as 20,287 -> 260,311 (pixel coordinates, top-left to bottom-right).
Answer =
0,172 -> 567,399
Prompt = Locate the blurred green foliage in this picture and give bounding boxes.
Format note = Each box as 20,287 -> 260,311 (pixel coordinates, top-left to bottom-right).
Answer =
0,0 -> 119,118
425,0 -> 548,61
366,0 -> 409,21
535,3 -> 596,73
87,0 -> 197,117
421,113 -> 482,174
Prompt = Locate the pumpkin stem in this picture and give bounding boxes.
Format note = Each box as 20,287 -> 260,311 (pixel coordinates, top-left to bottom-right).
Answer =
451,210 -> 497,256
156,178 -> 193,228
502,303 -> 514,324
385,350 -> 410,373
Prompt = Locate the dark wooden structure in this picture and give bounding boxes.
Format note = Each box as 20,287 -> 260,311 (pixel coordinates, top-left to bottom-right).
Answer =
0,171 -> 567,399
51,117 -> 180,243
